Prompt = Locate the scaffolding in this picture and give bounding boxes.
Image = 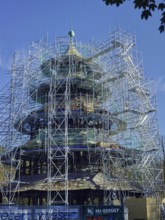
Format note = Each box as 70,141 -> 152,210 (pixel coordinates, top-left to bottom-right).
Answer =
0,28 -> 163,208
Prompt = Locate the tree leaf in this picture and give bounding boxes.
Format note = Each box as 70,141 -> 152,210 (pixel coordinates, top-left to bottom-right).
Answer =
159,24 -> 165,33
134,0 -> 144,9
149,3 -> 157,11
158,3 -> 165,11
160,12 -> 165,24
141,10 -> 152,20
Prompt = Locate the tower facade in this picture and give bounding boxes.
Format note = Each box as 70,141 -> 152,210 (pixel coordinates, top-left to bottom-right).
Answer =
0,28 -> 163,219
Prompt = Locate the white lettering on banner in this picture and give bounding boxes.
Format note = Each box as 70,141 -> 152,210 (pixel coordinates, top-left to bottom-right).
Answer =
0,206 -> 79,220
35,208 -> 79,219
0,211 -> 31,220
95,208 -> 120,214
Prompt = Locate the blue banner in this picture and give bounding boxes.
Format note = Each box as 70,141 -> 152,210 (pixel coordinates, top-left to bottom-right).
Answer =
83,205 -> 124,220
35,207 -> 79,220
0,208 -> 32,220
0,206 -> 80,220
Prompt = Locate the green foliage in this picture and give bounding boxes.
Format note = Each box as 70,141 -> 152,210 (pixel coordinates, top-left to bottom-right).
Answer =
103,0 -> 165,33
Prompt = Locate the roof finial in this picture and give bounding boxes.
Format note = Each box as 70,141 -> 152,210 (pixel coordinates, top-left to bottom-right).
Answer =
68,30 -> 75,45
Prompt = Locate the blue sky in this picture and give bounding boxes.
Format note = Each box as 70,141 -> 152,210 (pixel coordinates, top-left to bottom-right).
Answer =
0,0 -> 165,136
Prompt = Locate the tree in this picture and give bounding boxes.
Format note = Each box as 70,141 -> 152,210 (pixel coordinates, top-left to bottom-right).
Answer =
103,0 -> 165,33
